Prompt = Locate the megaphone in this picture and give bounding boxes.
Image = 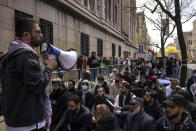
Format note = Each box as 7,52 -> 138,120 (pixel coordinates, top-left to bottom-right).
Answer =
40,42 -> 77,70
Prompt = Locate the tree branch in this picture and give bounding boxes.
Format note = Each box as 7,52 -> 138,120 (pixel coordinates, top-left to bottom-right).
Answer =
145,15 -> 162,29
182,12 -> 196,24
151,4 -> 158,13
163,25 -> 176,44
154,0 -> 176,21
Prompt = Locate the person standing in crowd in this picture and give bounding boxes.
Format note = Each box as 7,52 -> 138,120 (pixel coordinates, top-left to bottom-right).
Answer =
166,58 -> 173,78
143,89 -> 164,121
172,59 -> 180,79
124,97 -> 155,131
77,55 -> 83,79
0,18 -> 57,131
87,51 -> 99,81
156,95 -> 196,131
54,95 -> 93,131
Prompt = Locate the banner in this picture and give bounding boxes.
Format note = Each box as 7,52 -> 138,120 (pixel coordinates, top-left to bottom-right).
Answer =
162,19 -> 169,36
139,45 -> 143,53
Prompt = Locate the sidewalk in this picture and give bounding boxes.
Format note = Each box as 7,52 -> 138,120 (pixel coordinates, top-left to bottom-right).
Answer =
0,116 -> 5,131
188,64 -> 196,70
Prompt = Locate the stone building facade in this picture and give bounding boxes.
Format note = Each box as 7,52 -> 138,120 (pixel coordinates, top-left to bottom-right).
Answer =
0,0 -> 137,59
136,12 -> 150,53
174,31 -> 193,60
192,20 -> 196,62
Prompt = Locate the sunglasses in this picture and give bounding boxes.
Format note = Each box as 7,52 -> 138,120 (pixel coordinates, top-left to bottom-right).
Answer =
129,102 -> 138,106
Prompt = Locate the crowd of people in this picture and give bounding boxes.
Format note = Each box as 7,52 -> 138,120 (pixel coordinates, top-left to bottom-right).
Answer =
47,56 -> 196,131
0,18 -> 196,131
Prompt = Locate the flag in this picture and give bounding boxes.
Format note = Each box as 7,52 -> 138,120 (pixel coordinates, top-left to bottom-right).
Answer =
151,50 -> 155,63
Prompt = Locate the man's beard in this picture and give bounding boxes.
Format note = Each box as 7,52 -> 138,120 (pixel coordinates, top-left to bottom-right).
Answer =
167,111 -> 179,120
131,106 -> 140,115
53,89 -> 61,95
144,100 -> 151,104
31,35 -> 42,47
71,107 -> 78,114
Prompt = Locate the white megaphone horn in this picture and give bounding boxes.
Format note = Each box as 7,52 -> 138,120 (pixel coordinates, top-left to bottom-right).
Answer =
40,42 -> 77,70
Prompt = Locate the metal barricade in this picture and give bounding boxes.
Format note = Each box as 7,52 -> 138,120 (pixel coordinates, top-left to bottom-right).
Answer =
50,64 -> 129,84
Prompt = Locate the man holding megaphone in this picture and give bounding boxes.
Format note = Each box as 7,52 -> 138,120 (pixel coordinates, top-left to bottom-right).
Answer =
0,18 -> 57,131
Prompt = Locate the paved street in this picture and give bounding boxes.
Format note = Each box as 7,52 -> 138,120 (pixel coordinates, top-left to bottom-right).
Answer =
188,64 -> 196,70
0,116 -> 5,131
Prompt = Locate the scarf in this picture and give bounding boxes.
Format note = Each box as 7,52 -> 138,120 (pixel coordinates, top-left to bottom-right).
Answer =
11,38 -> 36,54
163,112 -> 192,131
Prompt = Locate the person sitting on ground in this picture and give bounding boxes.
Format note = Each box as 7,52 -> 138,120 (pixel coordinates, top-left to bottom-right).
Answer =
145,75 -> 166,104
137,75 -> 148,88
49,78 -> 67,130
131,82 -> 144,98
94,104 -> 121,131
155,94 -> 196,131
67,80 -> 78,95
93,86 -> 114,112
166,78 -> 181,97
108,68 -> 118,84
175,89 -> 196,123
54,95 -> 93,131
110,73 -> 124,99
78,71 -> 96,92
113,82 -> 136,128
77,79 -> 94,110
124,97 -> 156,131
187,70 -> 196,102
95,76 -> 109,95
143,89 -> 164,121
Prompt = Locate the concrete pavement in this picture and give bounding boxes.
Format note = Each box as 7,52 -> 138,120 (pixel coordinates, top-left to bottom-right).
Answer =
0,116 -> 5,131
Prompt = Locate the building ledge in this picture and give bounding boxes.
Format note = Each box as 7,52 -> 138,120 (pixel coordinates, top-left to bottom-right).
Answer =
56,0 -> 125,41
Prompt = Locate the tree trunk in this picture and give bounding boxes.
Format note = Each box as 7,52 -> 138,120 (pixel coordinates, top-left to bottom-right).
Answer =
161,36 -> 165,57
175,0 -> 187,87
160,28 -> 165,57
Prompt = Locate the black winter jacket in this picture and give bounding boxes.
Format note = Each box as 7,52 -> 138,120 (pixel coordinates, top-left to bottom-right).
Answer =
0,44 -> 52,127
54,105 -> 92,131
143,100 -> 164,121
119,92 -> 135,111
124,111 -> 155,131
93,94 -> 114,112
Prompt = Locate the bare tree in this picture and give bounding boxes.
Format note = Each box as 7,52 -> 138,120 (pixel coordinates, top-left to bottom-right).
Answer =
143,9 -> 176,57
140,0 -> 196,86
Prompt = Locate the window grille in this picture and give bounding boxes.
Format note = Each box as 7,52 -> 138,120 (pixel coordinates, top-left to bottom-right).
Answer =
97,38 -> 103,57
81,33 -> 89,56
